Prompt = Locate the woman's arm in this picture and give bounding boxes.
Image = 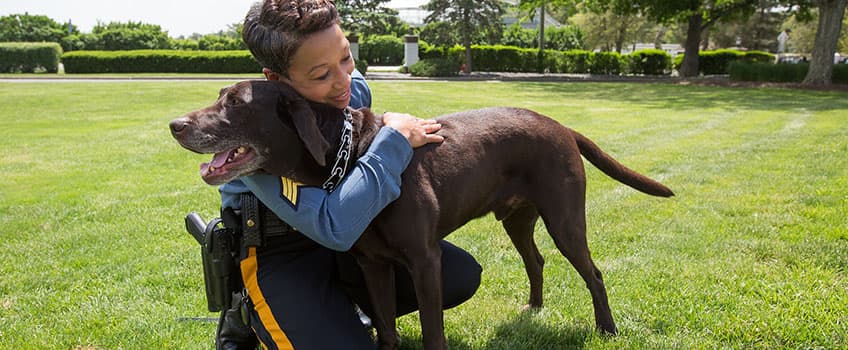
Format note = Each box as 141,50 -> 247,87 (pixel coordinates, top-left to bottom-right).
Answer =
231,126 -> 413,251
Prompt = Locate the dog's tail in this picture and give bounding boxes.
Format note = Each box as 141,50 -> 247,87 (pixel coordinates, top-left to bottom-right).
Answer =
572,130 -> 674,197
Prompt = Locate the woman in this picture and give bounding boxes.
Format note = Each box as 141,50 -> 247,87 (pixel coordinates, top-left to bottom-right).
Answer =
217,1 -> 482,349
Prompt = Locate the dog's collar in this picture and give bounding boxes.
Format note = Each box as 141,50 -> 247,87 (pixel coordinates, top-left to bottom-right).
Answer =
321,108 -> 354,192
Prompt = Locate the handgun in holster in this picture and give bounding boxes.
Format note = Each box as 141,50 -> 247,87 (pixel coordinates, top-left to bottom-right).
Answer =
184,212 -> 241,313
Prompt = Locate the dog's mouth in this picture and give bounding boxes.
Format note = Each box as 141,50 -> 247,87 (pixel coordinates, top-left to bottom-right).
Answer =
200,146 -> 257,185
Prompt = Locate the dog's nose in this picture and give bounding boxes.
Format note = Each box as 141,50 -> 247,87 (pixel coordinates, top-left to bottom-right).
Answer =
169,118 -> 190,135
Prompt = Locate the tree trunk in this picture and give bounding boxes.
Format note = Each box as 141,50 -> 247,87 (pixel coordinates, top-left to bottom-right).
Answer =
538,3 -> 546,72
803,0 -> 848,85
680,14 -> 703,77
464,39 -> 473,74
615,15 -> 628,54
654,26 -> 667,50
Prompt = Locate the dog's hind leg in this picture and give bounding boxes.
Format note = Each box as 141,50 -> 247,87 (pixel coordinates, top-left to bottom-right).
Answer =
538,184 -> 618,335
501,205 -> 545,310
357,258 -> 400,349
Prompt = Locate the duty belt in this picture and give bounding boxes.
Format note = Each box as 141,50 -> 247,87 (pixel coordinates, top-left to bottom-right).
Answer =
240,193 -> 296,247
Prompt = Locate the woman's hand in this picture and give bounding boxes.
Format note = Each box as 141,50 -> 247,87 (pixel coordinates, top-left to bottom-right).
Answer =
382,112 -> 444,148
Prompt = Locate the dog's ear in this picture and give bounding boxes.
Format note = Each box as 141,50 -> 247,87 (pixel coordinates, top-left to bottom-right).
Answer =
277,84 -> 330,167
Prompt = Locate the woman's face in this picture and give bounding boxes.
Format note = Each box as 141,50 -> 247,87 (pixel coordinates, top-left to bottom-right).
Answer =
266,23 -> 355,109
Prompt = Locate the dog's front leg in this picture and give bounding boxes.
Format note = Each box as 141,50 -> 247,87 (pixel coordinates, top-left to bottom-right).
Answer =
357,258 -> 399,350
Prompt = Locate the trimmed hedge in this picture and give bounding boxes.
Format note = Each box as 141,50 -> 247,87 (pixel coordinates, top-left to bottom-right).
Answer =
462,45 -> 537,72
729,62 -> 848,84
626,49 -> 671,75
0,42 -> 63,73
675,50 -> 777,75
419,45 -> 643,76
62,50 -> 261,73
591,51 -> 624,75
559,50 -> 592,73
361,35 -> 403,65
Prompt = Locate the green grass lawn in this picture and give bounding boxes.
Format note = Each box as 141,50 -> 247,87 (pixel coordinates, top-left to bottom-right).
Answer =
1,80 -> 846,349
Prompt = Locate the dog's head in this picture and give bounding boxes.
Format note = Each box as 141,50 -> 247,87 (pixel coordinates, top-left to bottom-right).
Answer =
169,80 -> 336,185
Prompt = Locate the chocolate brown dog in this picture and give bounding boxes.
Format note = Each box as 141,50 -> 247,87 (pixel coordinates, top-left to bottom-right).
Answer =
170,80 -> 674,349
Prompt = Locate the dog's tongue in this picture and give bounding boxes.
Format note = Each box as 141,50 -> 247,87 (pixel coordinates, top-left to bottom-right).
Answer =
199,150 -> 233,177
210,150 -> 232,168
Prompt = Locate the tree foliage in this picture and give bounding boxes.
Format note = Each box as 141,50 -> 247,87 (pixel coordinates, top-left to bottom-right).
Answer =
424,0 -> 505,73
709,1 -> 791,52
90,21 -> 172,50
502,24 -> 585,50
0,13 -> 71,43
337,0 -> 409,37
572,8 -> 656,52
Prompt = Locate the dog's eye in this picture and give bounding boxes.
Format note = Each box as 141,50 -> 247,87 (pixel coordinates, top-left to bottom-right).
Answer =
227,95 -> 243,107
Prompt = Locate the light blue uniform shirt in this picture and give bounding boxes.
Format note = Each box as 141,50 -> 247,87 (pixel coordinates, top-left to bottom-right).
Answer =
219,70 -> 413,251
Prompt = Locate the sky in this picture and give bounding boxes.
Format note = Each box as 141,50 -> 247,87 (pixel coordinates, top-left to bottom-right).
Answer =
0,0 -> 441,38
0,0 -> 258,38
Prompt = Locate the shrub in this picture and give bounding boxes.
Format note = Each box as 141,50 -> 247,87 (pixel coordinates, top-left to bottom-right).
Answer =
833,64 -> 848,84
419,44 -> 450,60
409,58 -> 458,77
542,50 -> 565,73
591,51 -> 623,75
729,62 -> 848,84
197,35 -> 245,51
62,50 -> 261,73
0,42 -> 63,73
355,58 -> 368,75
544,26 -> 585,52
674,49 -> 777,75
742,51 -> 775,64
728,62 -> 808,83
560,50 -> 592,74
627,49 -> 671,75
361,35 -> 403,65
700,49 -> 744,75
170,38 -> 200,51
470,45 -> 536,72
500,24 -> 584,51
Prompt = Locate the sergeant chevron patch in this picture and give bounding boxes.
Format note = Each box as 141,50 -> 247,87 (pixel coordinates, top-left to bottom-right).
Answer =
279,177 -> 302,208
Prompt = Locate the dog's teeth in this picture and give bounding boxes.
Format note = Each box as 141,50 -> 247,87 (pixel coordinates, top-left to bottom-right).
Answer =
209,166 -> 215,172
238,147 -> 246,154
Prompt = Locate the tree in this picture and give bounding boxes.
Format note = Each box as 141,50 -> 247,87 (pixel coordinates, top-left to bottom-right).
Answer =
337,0 -> 409,37
650,1 -> 764,77
572,7 -> 656,52
802,0 -> 848,85
501,24 -> 585,50
708,2 -> 790,52
0,13 -> 71,43
91,21 -> 171,50
591,0 -> 765,76
517,0 -> 578,70
424,0 -> 505,73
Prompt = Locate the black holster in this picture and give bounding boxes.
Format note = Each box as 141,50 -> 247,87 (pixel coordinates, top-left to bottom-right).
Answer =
185,194 -> 295,349
185,207 -> 257,350
185,212 -> 241,313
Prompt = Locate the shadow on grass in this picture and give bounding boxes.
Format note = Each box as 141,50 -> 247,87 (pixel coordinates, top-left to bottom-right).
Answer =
399,311 -> 595,350
514,82 -> 848,113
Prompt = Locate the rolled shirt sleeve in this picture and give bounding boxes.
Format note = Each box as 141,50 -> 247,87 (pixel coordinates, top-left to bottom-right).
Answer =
221,126 -> 413,251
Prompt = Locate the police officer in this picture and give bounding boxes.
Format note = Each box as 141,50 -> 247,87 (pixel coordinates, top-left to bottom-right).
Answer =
212,1 -> 483,349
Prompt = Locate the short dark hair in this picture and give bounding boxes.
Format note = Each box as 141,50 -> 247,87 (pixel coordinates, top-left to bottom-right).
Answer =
242,0 -> 340,76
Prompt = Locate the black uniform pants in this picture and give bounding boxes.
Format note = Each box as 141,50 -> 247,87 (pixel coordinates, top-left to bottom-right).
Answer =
240,233 -> 482,350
